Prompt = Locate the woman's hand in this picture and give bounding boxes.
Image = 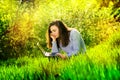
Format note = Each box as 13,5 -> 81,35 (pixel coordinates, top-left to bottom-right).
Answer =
50,34 -> 57,41
56,53 -> 67,60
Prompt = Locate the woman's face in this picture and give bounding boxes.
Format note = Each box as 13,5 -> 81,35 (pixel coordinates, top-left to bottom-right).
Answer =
50,25 -> 59,38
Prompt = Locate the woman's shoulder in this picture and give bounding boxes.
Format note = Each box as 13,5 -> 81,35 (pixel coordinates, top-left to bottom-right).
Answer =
70,28 -> 79,34
69,28 -> 81,40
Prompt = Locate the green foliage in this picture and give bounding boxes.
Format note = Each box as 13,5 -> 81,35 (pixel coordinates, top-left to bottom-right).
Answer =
0,0 -> 120,79
0,0 -> 40,59
109,30 -> 120,48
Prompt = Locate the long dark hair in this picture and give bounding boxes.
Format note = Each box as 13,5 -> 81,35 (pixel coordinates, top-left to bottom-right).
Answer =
46,20 -> 70,48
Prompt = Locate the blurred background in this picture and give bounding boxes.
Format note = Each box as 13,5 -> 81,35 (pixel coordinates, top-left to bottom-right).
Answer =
0,0 -> 120,79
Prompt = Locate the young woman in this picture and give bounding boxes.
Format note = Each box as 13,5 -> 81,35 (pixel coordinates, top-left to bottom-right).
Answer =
46,20 -> 86,59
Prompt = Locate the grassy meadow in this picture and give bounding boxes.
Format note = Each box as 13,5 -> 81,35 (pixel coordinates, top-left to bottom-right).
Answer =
0,0 -> 120,80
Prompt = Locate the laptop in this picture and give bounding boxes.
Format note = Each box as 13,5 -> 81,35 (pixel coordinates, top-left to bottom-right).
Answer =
37,42 -> 56,57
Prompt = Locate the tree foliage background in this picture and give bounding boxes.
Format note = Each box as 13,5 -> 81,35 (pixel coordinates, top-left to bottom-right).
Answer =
0,0 -> 120,80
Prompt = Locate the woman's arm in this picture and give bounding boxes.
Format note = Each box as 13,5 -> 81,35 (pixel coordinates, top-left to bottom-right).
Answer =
52,41 -> 59,53
52,41 -> 67,59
